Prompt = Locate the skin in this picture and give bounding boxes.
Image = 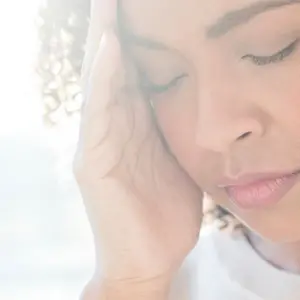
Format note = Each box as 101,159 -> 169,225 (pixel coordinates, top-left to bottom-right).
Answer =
122,0 -> 300,255
76,0 -> 300,298
117,0 -> 300,274
76,1 -> 202,299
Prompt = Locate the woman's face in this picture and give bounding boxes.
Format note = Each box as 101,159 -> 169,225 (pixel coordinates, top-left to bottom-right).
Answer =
123,0 -> 300,242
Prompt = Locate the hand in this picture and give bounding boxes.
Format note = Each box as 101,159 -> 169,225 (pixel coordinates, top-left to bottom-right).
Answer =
74,0 -> 203,296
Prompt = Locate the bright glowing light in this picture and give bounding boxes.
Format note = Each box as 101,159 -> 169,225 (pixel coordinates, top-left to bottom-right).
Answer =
0,0 -> 43,136
0,2 -> 93,299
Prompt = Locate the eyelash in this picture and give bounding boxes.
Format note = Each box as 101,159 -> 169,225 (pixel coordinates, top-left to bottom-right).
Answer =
139,39 -> 299,95
140,73 -> 187,95
242,38 -> 299,66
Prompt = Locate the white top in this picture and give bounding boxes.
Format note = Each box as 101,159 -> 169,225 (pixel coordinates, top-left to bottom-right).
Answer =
170,224 -> 300,300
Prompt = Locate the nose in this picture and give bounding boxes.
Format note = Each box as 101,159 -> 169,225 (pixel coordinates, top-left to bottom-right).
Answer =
195,79 -> 265,153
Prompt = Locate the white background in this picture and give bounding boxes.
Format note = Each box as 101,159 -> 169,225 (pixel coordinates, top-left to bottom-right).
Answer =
0,1 -> 95,299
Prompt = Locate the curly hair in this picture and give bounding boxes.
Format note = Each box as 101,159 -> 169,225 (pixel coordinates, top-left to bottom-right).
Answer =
37,0 -> 235,228
37,0 -> 90,125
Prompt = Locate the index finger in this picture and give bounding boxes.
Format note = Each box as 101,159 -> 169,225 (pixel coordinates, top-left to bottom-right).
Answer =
81,0 -> 117,90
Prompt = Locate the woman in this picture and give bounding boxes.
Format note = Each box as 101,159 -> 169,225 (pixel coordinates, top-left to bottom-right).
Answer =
40,0 -> 300,299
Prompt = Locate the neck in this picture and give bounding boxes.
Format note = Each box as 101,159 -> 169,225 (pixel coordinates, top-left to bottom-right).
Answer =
245,229 -> 300,274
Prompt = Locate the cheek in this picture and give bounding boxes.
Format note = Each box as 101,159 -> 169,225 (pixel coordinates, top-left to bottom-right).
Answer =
278,87 -> 300,134
151,82 -> 214,187
152,82 -> 198,169
259,65 -> 300,137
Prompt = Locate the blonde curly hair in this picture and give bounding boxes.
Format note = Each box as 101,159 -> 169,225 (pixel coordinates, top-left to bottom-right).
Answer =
37,0 -> 90,125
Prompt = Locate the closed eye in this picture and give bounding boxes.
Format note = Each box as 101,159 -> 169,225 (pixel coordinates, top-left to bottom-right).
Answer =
242,38 -> 299,66
140,73 -> 188,95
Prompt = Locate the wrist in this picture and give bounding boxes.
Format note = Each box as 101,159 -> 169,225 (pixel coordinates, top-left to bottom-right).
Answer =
81,276 -> 172,300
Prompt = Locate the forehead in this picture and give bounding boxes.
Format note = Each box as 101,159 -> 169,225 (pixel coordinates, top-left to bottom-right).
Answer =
121,0 -> 259,43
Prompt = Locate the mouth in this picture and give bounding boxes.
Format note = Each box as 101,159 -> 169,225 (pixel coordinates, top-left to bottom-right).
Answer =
219,170 -> 300,210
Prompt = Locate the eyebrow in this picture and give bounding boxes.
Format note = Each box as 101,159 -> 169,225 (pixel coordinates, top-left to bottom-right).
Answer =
121,0 -> 300,51
207,0 -> 300,38
117,0 -> 169,51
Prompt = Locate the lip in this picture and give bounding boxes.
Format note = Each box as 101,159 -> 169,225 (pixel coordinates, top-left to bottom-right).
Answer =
219,170 -> 300,210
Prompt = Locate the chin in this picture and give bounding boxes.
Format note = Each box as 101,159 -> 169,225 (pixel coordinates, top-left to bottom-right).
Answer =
223,191 -> 300,244
239,218 -> 300,244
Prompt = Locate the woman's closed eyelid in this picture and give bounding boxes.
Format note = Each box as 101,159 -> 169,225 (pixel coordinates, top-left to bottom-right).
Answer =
241,38 -> 299,65
140,72 -> 188,95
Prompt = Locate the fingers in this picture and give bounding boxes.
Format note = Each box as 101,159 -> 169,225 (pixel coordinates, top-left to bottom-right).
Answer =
79,29 -> 122,149
81,0 -> 117,90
